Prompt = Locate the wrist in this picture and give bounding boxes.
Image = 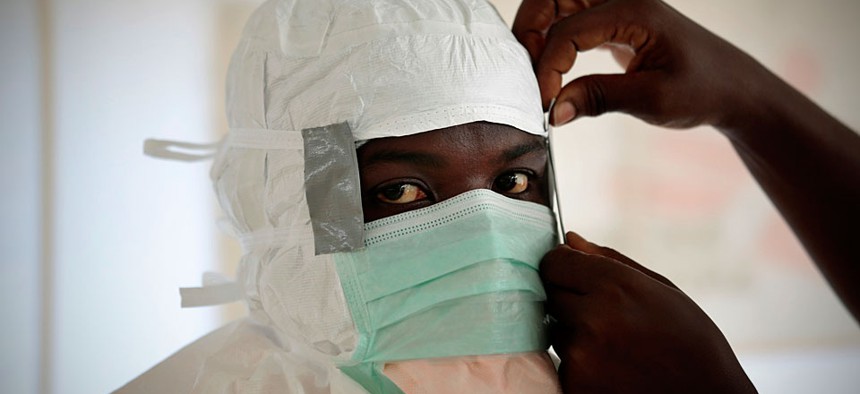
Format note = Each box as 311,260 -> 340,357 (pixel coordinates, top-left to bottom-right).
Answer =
711,56 -> 791,148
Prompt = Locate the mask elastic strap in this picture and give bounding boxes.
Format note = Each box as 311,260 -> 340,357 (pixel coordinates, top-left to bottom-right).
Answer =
545,98 -> 566,243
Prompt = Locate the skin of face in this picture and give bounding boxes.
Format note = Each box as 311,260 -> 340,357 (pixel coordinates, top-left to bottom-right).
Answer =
357,121 -> 550,222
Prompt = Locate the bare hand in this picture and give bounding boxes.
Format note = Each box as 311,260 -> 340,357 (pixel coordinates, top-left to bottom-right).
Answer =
541,231 -> 757,393
516,0 -> 860,323
512,0 -> 768,129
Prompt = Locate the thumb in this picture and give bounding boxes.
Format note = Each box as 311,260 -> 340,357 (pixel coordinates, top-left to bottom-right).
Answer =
551,71 -> 661,126
563,231 -> 678,290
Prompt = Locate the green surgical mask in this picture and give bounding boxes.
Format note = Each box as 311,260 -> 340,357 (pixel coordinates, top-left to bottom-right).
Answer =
333,189 -> 557,393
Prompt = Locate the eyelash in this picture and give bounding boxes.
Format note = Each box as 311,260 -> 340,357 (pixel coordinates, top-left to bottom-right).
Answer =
373,179 -> 433,205
372,170 -> 535,205
494,170 -> 534,195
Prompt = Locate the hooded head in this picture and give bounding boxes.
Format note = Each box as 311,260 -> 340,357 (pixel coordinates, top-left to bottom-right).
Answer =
209,2 -> 554,388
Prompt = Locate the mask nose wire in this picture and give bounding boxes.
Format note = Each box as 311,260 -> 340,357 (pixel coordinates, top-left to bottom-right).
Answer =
545,98 -> 566,244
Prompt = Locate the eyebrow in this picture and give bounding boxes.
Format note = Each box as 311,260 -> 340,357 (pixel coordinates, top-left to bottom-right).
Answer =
362,149 -> 447,168
501,140 -> 546,162
362,139 -> 546,168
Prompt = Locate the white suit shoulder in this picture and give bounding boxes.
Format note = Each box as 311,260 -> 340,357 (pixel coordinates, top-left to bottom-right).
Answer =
114,319 -> 367,394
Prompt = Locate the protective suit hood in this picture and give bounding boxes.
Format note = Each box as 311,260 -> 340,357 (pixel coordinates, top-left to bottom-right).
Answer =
120,0 -> 556,392
225,0 -> 545,140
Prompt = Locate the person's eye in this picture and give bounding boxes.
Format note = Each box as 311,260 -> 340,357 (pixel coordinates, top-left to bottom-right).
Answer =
494,171 -> 530,194
376,183 -> 428,204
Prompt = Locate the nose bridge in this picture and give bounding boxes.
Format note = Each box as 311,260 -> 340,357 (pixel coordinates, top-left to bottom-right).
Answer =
434,126 -> 497,202
464,173 -> 492,194
437,160 -> 494,201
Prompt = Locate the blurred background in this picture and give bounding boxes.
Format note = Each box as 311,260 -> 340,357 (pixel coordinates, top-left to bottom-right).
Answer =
1,0 -> 858,392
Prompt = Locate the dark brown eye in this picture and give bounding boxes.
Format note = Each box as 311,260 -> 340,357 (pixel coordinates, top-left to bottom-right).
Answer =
377,183 -> 428,204
495,172 -> 529,194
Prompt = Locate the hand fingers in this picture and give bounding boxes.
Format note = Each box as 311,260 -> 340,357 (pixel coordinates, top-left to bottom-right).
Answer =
564,230 -> 678,289
512,0 -> 557,63
512,0 -> 609,64
545,281 -> 591,328
555,70 -> 668,125
536,1 -> 655,107
601,43 -> 635,70
556,0 -> 608,18
563,230 -> 599,253
540,244 -> 621,294
549,327 -> 593,393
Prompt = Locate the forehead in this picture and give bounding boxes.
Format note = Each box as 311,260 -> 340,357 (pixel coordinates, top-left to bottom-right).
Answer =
358,122 -> 545,158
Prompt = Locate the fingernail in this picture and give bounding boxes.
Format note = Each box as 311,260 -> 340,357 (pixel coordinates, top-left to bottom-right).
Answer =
565,231 -> 583,243
552,101 -> 576,126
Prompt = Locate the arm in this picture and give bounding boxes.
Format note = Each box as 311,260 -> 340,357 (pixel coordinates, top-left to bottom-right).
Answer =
513,0 -> 860,319
720,66 -> 860,319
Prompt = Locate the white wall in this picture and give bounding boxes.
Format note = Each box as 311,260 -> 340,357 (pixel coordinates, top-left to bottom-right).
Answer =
49,0 -> 224,392
0,1 -> 44,393
0,0 -> 235,392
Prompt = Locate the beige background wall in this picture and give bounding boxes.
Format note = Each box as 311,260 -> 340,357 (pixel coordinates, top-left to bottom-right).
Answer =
1,0 -> 858,393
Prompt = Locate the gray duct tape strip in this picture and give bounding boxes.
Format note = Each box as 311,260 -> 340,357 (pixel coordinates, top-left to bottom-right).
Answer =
302,122 -> 365,255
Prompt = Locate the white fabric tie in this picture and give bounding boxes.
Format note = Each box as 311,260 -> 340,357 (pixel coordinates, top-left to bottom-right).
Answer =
143,139 -> 221,161
180,272 -> 242,308
144,129 -> 303,163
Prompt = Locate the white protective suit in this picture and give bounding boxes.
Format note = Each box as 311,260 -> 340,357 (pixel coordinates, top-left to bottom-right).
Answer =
120,0 -> 561,392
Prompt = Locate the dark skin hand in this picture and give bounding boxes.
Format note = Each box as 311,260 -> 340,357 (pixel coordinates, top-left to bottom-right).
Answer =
514,0 -> 860,392
543,231 -> 756,394
513,0 -> 860,321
